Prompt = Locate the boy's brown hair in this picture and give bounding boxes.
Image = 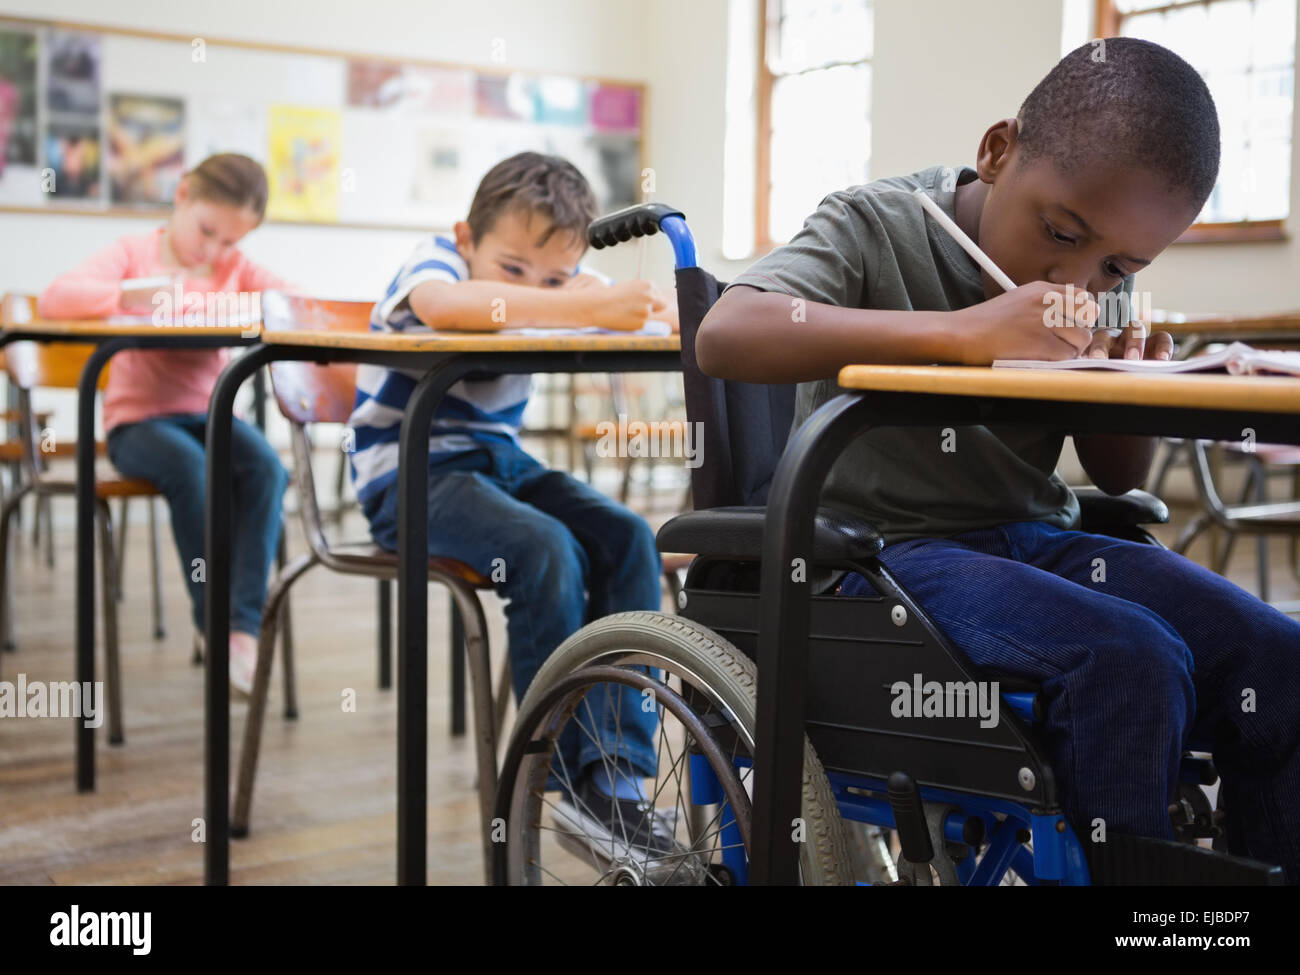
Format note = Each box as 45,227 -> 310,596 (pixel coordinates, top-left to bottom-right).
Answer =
466,151 -> 598,248
185,153 -> 269,221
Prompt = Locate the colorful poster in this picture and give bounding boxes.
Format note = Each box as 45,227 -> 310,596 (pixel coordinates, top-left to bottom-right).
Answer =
45,30 -> 100,116
532,77 -> 587,126
108,94 -> 185,207
267,104 -> 340,222
589,83 -> 640,132
44,121 -> 101,200
0,29 -> 38,173
347,59 -> 403,108
475,73 -> 533,120
400,66 -> 473,115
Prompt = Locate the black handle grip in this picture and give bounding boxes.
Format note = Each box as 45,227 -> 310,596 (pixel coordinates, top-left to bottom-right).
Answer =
587,203 -> 685,250
887,771 -> 935,865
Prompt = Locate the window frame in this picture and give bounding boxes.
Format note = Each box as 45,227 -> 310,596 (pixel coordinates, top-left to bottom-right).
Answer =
1095,0 -> 1291,243
754,0 -> 872,252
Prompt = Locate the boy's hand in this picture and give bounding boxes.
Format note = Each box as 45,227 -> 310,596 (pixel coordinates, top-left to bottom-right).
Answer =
1081,320 -> 1174,361
564,271 -> 607,291
950,281 -> 1098,365
577,279 -> 668,332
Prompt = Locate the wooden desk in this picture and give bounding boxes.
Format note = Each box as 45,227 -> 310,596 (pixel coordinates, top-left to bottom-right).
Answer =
203,327 -> 680,885
0,318 -> 261,797
747,364 -> 1300,884
1154,310 -> 1300,359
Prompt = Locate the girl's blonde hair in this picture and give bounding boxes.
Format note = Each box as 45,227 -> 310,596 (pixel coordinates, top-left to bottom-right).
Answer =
184,153 -> 269,221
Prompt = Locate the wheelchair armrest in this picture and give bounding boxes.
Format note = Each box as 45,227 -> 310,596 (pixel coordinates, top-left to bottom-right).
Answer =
1075,487 -> 1169,530
656,505 -> 884,562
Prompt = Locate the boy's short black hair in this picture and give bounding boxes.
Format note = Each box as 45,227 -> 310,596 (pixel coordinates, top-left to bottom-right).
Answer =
466,151 -> 598,248
1016,37 -> 1220,210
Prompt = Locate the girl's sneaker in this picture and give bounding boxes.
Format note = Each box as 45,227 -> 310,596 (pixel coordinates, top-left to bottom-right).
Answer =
229,631 -> 258,699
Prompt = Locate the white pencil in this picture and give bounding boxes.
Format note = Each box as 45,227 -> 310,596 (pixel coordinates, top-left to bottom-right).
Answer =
912,186 -> 1121,337
912,187 -> 1016,292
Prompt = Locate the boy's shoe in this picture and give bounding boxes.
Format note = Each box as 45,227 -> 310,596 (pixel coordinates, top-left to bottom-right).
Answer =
550,771 -> 682,875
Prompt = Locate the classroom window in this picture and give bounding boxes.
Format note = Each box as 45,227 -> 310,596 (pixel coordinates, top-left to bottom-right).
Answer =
1097,0 -> 1295,239
756,0 -> 873,249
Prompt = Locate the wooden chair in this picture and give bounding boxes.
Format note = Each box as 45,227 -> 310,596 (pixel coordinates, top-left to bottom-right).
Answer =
233,293 -> 502,839
0,339 -> 167,744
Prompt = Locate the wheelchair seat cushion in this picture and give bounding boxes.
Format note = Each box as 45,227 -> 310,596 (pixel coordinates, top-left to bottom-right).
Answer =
656,505 -> 884,562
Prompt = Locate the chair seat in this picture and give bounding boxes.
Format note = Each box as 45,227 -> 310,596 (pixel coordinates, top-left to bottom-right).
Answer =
1075,488 -> 1169,528
32,469 -> 160,498
0,440 -> 108,462
322,540 -> 491,587
1216,500 -> 1300,531
656,505 -> 884,562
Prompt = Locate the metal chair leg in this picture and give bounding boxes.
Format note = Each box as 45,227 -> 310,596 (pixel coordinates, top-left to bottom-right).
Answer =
276,528 -> 298,720
444,582 -> 497,884
114,497 -> 128,600
493,649 -> 511,744
378,579 -> 392,690
0,484 -> 33,652
95,500 -> 125,746
148,497 -> 165,638
40,494 -> 54,570
1250,457 -> 1270,603
450,596 -> 466,736
233,550 -> 317,836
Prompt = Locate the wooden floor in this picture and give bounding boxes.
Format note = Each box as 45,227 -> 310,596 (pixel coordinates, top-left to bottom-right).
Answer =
1,455 -> 1297,885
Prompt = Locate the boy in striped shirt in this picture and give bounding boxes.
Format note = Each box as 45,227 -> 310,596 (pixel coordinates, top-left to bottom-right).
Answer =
348,152 -> 677,855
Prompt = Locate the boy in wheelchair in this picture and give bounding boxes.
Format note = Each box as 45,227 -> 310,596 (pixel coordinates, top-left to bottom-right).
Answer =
690,38 -> 1300,882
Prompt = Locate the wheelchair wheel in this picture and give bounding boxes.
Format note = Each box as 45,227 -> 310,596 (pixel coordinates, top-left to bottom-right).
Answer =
492,612 -> 854,885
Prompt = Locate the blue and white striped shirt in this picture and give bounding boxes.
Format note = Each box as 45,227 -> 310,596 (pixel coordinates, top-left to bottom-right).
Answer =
347,235 -> 534,506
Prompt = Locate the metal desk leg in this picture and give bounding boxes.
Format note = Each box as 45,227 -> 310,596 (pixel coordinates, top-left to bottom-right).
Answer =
74,338 -> 132,792
205,343 -> 279,885
751,393 -> 879,884
396,365 -> 453,885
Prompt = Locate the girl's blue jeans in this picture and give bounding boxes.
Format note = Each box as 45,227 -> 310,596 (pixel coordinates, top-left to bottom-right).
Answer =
106,412 -> 288,636
364,438 -> 662,786
837,519 -> 1300,882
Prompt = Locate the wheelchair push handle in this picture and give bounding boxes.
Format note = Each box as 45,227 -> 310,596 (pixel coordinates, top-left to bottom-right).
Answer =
586,202 -> 697,270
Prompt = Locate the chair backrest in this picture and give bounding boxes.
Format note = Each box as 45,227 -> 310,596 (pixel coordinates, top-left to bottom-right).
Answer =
1,294 -> 112,391
2,340 -> 111,391
674,267 -> 796,509
262,292 -> 372,425
261,291 -> 374,560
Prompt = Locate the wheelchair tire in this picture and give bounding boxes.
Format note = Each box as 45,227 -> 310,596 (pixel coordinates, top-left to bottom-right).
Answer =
493,611 -> 854,885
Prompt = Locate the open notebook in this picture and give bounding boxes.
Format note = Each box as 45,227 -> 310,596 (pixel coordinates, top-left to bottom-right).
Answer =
993,341 -> 1300,376
497,320 -> 674,337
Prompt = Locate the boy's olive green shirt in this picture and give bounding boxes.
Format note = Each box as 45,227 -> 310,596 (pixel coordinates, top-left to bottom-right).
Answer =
729,164 -> 1133,557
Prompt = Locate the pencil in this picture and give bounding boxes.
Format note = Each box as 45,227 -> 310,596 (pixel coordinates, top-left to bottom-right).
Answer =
911,186 -> 1122,337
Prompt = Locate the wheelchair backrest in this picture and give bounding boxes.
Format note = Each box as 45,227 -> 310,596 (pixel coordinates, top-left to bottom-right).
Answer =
675,266 -> 797,510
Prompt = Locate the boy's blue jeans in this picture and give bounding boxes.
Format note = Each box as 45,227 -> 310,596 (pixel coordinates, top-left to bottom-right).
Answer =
837,519 -> 1300,881
365,437 -> 662,786
107,413 -> 289,636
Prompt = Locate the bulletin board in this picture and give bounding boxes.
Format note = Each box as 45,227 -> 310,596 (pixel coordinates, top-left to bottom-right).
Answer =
0,15 -> 646,231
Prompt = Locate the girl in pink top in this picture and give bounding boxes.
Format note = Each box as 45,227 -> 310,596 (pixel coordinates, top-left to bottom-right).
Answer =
39,154 -> 289,696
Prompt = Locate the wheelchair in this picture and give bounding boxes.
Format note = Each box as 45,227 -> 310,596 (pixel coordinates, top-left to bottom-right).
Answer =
491,204 -> 1286,886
